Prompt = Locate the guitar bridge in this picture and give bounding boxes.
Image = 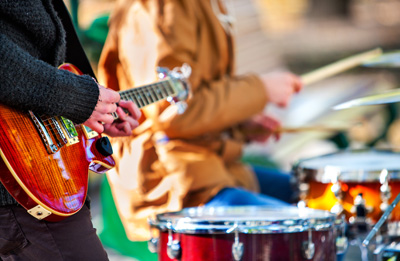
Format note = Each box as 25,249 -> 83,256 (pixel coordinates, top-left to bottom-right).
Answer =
29,111 -> 68,154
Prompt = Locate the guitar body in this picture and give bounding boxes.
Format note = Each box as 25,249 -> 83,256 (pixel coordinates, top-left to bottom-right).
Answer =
0,62 -> 189,222
0,64 -> 115,222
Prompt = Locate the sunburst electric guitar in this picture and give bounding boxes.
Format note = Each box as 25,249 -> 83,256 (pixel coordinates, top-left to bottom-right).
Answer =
0,63 -> 190,221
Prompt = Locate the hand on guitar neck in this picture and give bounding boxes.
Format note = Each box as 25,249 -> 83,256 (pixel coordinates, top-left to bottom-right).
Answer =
84,83 -> 141,137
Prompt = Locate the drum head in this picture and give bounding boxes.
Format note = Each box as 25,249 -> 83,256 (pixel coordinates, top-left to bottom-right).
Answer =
150,206 -> 337,234
295,150 -> 400,182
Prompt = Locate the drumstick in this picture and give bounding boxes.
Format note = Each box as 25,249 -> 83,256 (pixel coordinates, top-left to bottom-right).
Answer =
301,48 -> 382,86
274,125 -> 348,133
362,191 -> 400,247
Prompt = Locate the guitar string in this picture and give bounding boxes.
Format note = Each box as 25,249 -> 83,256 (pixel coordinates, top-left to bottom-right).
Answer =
40,80 -> 177,128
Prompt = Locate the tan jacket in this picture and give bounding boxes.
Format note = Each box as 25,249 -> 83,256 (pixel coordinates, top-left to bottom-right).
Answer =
98,0 -> 269,241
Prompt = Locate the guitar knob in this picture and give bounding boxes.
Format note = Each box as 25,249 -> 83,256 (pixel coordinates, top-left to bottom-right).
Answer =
96,137 -> 113,156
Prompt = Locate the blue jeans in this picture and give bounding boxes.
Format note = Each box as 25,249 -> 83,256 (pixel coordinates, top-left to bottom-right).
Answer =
205,187 -> 290,207
252,165 -> 294,203
206,165 -> 293,207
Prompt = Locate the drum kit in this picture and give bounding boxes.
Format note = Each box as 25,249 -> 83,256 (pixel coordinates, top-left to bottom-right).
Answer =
294,150 -> 400,260
146,49 -> 400,260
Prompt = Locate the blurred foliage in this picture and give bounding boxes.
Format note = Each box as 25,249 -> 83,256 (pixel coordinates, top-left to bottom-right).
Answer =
68,0 -> 110,66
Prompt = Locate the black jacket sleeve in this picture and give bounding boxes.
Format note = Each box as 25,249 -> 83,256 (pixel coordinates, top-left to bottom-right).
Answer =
0,33 -> 98,124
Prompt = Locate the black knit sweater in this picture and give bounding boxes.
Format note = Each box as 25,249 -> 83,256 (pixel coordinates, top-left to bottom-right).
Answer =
0,0 -> 99,206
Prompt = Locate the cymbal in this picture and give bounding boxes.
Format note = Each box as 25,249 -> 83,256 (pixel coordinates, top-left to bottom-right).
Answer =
333,88 -> 400,110
362,50 -> 400,68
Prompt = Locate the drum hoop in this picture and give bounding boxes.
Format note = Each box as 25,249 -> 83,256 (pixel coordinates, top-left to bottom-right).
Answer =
294,149 -> 400,183
150,206 -> 339,234
297,168 -> 400,183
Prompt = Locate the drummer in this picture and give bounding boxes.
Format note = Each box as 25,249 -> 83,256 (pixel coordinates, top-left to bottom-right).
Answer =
97,0 -> 302,258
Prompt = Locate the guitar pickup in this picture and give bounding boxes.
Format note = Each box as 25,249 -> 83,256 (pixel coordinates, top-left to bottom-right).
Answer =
57,116 -> 79,145
81,125 -> 98,139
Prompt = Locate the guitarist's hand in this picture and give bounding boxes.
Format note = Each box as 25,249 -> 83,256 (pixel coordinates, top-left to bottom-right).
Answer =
103,100 -> 141,137
83,84 -> 140,135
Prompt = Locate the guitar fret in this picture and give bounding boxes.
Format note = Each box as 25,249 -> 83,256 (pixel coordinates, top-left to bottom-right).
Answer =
158,82 -> 169,97
138,87 -> 150,106
120,92 -> 128,101
160,82 -> 170,96
153,85 -> 163,100
145,87 -> 155,104
134,90 -> 146,108
128,92 -> 141,108
120,92 -> 128,100
147,85 -> 158,102
143,86 -> 156,104
156,81 -> 168,98
163,81 -> 175,96
121,92 -> 138,107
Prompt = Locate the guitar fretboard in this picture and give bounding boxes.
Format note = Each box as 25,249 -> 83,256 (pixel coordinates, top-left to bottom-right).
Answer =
112,79 -> 177,119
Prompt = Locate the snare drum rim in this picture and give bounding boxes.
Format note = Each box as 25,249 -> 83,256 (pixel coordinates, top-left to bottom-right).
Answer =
293,149 -> 400,183
149,206 -> 339,234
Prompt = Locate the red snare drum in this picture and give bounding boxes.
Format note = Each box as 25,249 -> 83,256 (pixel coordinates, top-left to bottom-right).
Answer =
149,206 -> 341,261
294,150 -> 400,224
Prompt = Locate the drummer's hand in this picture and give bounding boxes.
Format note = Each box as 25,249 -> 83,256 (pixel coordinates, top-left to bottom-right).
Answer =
83,84 -> 141,136
241,114 -> 281,143
260,71 -> 303,108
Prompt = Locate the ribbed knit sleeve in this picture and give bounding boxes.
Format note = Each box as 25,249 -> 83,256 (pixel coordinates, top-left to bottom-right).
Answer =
0,34 -> 98,124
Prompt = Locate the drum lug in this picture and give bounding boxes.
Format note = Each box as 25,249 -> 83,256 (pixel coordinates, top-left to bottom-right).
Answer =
167,240 -> 181,260
302,229 -> 315,260
232,229 -> 244,261
380,169 -> 392,213
330,172 -> 344,216
302,241 -> 315,260
232,241 -> 244,261
167,229 -> 181,259
331,182 -> 343,201
330,189 -> 344,215
147,237 -> 159,253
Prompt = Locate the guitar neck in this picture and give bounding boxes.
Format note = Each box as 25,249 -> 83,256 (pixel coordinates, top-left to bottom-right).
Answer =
112,79 -> 177,119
